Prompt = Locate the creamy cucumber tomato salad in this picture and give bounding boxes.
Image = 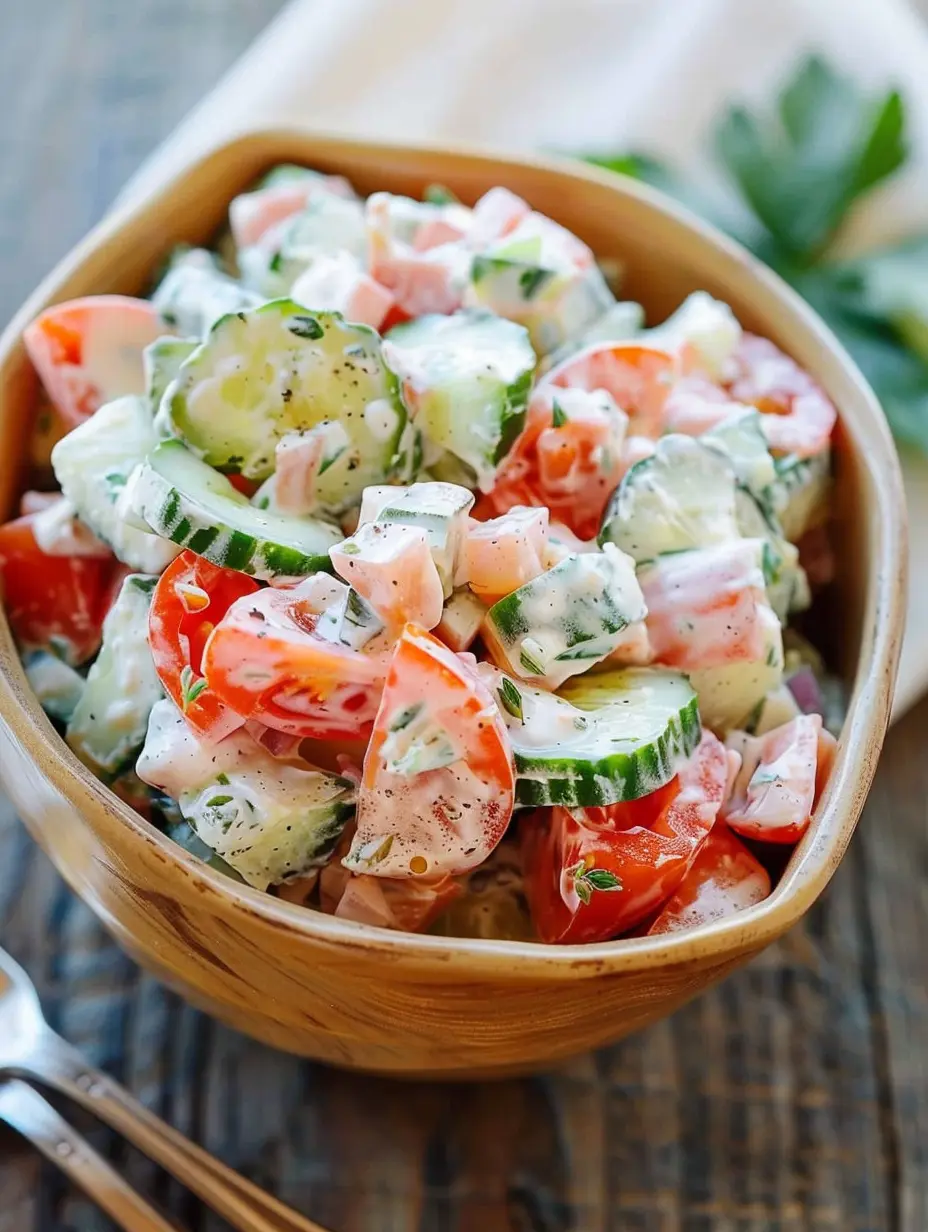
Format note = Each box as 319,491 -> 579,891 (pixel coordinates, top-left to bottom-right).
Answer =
0,166 -> 841,943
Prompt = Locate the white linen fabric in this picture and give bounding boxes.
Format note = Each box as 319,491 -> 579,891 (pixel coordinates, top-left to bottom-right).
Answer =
118,0 -> 928,718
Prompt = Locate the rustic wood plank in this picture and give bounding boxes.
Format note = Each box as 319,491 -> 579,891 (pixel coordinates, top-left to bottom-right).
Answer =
0,3 -> 927,1230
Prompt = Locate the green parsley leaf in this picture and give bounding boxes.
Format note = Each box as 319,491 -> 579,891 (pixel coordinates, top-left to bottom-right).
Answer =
497,678 -> 524,722
551,400 -> 568,429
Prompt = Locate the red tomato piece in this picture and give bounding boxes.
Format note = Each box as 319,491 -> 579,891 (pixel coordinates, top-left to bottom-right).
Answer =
202,576 -> 389,740
344,624 -> 515,879
723,714 -> 823,844
148,552 -> 260,741
647,822 -> 771,935
333,872 -> 461,932
0,514 -> 115,664
523,731 -> 731,943
23,296 -> 163,428
580,775 -> 681,833
542,343 -> 675,438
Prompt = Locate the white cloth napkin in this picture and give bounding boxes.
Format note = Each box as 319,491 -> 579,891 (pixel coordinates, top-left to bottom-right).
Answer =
119,0 -> 928,719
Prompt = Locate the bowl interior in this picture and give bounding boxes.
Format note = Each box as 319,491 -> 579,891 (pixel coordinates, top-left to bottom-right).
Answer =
0,129 -> 905,969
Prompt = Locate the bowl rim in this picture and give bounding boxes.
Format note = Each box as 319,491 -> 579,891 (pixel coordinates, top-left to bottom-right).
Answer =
0,127 -> 907,978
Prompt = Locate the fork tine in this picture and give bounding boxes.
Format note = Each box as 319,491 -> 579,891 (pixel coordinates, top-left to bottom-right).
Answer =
0,1079 -> 177,1232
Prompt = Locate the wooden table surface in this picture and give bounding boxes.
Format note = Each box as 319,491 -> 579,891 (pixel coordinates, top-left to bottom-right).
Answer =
0,3 -> 926,1229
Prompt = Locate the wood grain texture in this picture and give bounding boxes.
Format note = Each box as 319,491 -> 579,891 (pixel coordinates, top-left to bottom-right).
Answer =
0,2 -> 924,1229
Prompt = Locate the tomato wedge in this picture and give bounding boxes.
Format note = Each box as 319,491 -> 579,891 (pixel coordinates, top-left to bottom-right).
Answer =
647,822 -> 771,935
343,624 -> 515,879
523,732 -> 732,943
148,551 -> 259,741
202,576 -> 389,740
333,872 -> 461,932
723,714 -> 823,844
23,296 -> 163,428
645,818 -> 769,931
0,513 -> 115,664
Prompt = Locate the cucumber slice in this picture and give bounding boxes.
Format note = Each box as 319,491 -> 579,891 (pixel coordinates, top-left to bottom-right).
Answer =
773,450 -> 831,541
240,195 -> 367,298
687,604 -> 784,733
152,250 -> 260,337
23,651 -> 85,724
744,684 -> 801,736
436,589 -> 486,652
130,439 -> 341,581
166,300 -> 405,512
145,337 -> 198,421
702,407 -> 777,506
178,752 -> 355,891
599,435 -> 739,562
51,395 -> 180,573
383,309 -> 535,490
484,546 -> 646,689
359,480 -> 474,596
735,487 -> 810,622
315,584 -> 385,652
66,574 -> 163,779
467,216 -> 615,355
137,698 -> 355,890
487,666 -> 700,807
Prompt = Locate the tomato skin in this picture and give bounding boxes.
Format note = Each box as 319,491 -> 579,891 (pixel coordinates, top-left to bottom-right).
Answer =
723,715 -> 822,845
333,872 -> 461,932
148,551 -> 259,740
646,822 -> 771,935
202,578 -> 388,740
580,775 -> 681,833
523,732 -> 731,944
0,514 -> 115,664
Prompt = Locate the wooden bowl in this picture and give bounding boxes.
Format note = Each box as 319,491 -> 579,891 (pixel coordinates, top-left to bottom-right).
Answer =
0,131 -> 906,1078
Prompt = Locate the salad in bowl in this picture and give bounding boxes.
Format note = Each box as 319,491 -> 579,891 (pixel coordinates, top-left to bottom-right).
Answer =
0,165 -> 840,947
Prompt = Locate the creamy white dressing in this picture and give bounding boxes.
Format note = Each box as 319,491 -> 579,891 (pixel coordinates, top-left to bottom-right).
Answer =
32,495 -> 110,558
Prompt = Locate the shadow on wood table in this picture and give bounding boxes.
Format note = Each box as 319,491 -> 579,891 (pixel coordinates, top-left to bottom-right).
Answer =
0,2 -> 926,1229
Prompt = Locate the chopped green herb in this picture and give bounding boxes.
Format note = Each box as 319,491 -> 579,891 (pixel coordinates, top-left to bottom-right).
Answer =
551,400 -> 568,429
206,794 -> 234,808
497,678 -> 524,722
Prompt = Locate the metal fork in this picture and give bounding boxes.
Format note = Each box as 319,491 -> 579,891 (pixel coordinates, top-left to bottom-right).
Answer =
0,945 -> 327,1231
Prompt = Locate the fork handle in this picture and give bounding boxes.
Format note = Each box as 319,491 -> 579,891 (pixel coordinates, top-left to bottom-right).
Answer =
0,1078 -> 177,1231
17,1029 -> 327,1232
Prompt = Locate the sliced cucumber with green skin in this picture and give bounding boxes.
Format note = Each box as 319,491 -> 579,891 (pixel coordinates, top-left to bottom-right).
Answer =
165,820 -> 245,882
130,439 -> 341,581
180,762 -> 356,891
773,450 -> 831,541
486,665 -> 700,807
383,310 -> 536,491
166,300 -> 405,512
51,395 -> 180,574
67,574 -> 163,779
145,337 -> 198,422
703,408 -> 778,507
359,480 -> 474,597
23,651 -> 85,724
152,251 -> 261,338
483,546 -> 646,689
735,487 -> 810,622
688,604 -> 784,734
598,435 -> 739,562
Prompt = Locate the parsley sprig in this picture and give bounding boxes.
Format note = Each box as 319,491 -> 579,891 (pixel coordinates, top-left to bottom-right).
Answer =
580,55 -> 928,453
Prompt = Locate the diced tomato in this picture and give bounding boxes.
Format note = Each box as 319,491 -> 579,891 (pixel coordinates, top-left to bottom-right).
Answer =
541,343 -> 675,438
226,474 -> 259,499
344,625 -> 515,879
461,506 -> 548,598
522,732 -> 731,943
647,822 -> 771,935
333,872 -> 461,932
23,296 -> 163,428
641,541 -> 772,671
0,514 -> 115,664
148,551 -> 260,741
330,523 -> 444,630
723,714 -> 823,844
726,334 -> 836,458
228,174 -> 355,249
202,576 -> 389,740
468,187 -> 531,248
662,375 -> 734,436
